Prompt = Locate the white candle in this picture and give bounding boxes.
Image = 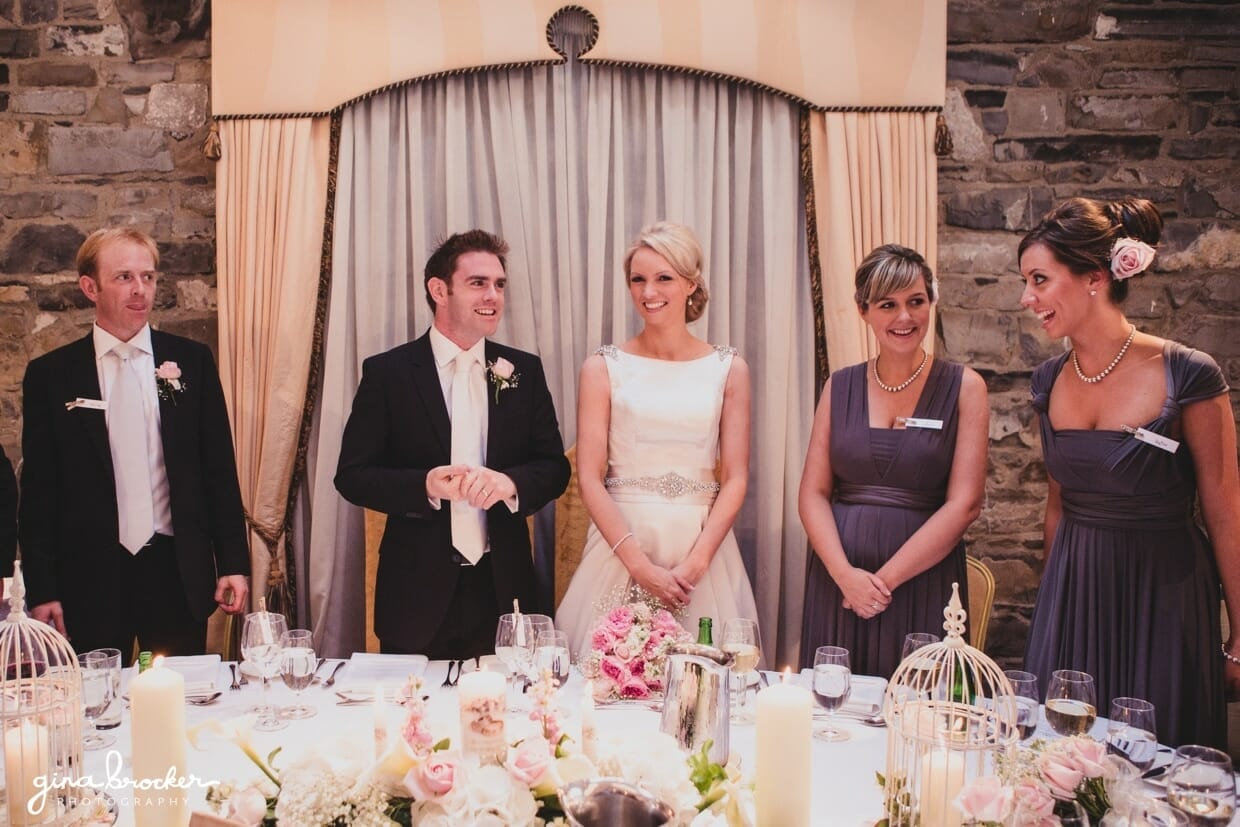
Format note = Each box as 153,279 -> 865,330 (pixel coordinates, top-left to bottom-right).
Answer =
755,673 -> 811,826
919,749 -> 966,827
4,720 -> 50,825
131,657 -> 188,827
581,680 -> 597,761
457,667 -> 506,763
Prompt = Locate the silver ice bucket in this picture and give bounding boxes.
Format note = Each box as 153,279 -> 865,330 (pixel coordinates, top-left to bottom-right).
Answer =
559,778 -> 675,827
658,642 -> 733,764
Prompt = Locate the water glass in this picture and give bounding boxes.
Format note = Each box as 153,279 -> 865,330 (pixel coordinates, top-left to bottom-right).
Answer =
241,610 -> 289,731
279,629 -> 318,720
78,651 -> 115,750
1166,745 -> 1235,825
812,645 -> 851,742
720,617 -> 761,725
1106,697 -> 1157,772
534,630 -> 571,687
1004,669 -> 1040,741
86,647 -> 122,730
495,613 -> 536,706
1045,669 -> 1097,737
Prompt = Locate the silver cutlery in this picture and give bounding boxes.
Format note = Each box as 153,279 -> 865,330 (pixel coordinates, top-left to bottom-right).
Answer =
321,660 -> 347,688
186,692 -> 223,706
441,660 -> 461,688
229,663 -> 242,691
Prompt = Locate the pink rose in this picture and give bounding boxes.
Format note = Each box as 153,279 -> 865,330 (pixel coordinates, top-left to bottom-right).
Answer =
606,606 -> 634,626
1109,237 -> 1155,280
619,678 -> 650,699
1011,780 -> 1056,826
630,658 -> 646,677
491,357 -> 516,380
224,786 -> 267,827
613,643 -> 633,661
403,754 -> 457,799
599,655 -> 631,685
155,361 -> 181,380
1065,737 -> 1108,778
1036,751 -> 1083,800
506,739 -> 553,787
954,776 -> 1013,824
591,627 -> 616,651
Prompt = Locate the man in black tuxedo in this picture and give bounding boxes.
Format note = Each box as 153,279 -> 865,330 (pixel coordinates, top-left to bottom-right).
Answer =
20,227 -> 249,659
335,230 -> 569,659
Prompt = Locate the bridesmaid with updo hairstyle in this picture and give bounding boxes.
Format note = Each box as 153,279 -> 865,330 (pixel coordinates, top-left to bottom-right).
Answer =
1019,197 -> 1240,748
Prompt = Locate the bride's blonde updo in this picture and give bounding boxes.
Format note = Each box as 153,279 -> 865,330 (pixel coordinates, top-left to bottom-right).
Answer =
623,221 -> 710,323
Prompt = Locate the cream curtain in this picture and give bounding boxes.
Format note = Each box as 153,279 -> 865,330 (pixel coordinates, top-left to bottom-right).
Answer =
216,118 -> 331,631
301,55 -> 814,662
807,111 -> 938,373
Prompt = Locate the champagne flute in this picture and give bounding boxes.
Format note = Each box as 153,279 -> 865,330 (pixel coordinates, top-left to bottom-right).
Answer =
495,613 -> 535,707
720,618 -> 761,725
241,610 -> 289,731
278,629 -> 318,720
78,651 -> 115,749
1004,669 -> 1040,741
812,645 -> 851,742
534,630 -> 571,687
1045,669 -> 1096,737
1106,697 -> 1157,772
1166,745 -> 1235,825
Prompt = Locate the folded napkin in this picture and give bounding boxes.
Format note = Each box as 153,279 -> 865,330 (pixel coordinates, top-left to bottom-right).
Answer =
340,653 -> 428,688
760,670 -> 887,716
161,654 -> 221,696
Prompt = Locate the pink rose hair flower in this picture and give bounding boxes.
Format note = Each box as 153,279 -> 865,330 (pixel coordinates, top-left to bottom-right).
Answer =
1109,237 -> 1155,280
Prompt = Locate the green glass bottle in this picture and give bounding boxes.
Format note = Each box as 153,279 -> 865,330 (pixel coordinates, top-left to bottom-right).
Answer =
137,650 -> 153,672
696,617 -> 713,646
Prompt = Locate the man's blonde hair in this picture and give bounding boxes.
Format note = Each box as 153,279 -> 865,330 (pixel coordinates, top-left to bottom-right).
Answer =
76,227 -> 160,279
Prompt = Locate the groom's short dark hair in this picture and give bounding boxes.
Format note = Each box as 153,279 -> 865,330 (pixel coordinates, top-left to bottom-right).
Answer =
424,229 -> 510,310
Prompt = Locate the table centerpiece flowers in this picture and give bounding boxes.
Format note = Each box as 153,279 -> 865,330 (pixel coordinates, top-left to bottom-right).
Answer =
579,588 -> 692,701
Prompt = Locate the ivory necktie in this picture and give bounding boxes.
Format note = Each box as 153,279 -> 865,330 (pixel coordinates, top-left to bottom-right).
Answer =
449,350 -> 488,564
108,343 -> 154,554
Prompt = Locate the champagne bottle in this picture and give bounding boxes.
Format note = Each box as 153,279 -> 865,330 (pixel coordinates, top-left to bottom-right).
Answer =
697,617 -> 713,646
137,651 -> 153,672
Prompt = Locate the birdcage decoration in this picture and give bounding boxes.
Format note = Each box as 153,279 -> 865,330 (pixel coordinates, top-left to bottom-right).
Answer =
880,583 -> 1018,827
0,561 -> 85,825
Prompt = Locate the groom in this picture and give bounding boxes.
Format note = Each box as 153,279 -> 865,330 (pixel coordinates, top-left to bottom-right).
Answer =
335,229 -> 570,659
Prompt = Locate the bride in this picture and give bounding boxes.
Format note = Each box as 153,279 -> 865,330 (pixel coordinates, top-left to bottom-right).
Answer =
556,221 -> 759,659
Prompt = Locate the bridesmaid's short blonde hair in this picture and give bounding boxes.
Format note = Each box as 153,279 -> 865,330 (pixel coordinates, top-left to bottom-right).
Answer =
853,243 -> 937,310
623,221 -> 710,323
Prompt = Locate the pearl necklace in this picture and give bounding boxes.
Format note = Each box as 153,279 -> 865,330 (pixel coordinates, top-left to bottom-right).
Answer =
1072,325 -> 1136,384
873,349 -> 929,393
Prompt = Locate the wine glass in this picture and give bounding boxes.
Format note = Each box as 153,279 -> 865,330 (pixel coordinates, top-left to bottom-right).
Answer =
495,613 -> 535,706
241,610 -> 289,731
812,645 -> 851,742
524,614 -> 555,686
534,630 -> 571,687
1166,745 -> 1236,825
900,632 -> 939,661
720,618 -> 761,725
78,651 -> 115,749
85,647 -> 123,730
278,629 -> 318,720
1106,697 -> 1157,772
1004,669 -> 1040,742
1045,669 -> 1096,737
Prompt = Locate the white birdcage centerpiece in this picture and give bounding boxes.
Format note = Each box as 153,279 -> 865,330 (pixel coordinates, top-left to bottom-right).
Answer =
881,583 -> 1018,827
0,562 -> 85,825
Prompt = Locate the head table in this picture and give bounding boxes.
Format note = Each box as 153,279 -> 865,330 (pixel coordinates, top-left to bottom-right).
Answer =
76,656 -> 1164,827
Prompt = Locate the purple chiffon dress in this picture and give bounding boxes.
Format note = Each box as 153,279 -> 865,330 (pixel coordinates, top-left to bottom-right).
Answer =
1023,341 -> 1229,748
800,359 -> 969,677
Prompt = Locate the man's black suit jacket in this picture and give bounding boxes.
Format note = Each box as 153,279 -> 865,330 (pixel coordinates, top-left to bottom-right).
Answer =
334,333 -> 570,653
18,330 -> 249,627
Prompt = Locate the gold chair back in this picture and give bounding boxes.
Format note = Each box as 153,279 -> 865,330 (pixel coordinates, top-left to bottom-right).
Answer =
554,445 -> 587,610
966,555 -> 995,651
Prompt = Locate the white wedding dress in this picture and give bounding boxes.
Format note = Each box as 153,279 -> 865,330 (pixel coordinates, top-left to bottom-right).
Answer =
556,345 -> 759,660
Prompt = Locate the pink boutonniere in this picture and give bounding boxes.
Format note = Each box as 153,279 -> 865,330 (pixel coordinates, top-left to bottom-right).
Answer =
155,361 -> 187,404
487,357 -> 520,403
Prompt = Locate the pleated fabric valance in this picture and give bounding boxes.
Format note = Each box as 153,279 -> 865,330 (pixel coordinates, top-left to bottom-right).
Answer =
212,0 -> 946,117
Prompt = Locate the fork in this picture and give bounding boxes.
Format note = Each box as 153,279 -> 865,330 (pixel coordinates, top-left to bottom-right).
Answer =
229,663 -> 242,691
441,660 -> 460,688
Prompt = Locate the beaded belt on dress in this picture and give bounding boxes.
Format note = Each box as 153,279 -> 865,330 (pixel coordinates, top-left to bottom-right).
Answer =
605,472 -> 721,499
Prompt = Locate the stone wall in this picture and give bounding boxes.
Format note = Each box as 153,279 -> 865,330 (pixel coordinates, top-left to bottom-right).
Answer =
0,0 -> 1236,663
0,0 -> 215,455
939,0 -> 1240,662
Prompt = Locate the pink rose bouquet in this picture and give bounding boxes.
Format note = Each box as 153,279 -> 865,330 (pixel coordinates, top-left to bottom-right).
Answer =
1109,237 -> 1155,280
579,594 -> 691,701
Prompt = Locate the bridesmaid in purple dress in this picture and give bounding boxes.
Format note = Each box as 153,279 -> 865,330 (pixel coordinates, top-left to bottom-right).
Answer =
799,245 -> 989,677
1019,197 -> 1240,748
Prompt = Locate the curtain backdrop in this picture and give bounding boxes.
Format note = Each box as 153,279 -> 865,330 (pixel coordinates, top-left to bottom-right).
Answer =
300,49 -> 815,663
808,111 -> 938,372
216,117 -> 331,622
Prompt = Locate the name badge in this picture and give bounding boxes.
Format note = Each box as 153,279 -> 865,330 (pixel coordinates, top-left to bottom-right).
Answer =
896,417 -> 943,431
1121,425 -> 1179,454
65,398 -> 106,411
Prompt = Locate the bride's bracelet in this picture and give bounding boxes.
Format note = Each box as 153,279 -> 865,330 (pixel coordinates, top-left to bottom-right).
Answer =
610,532 -> 634,554
1220,644 -> 1240,666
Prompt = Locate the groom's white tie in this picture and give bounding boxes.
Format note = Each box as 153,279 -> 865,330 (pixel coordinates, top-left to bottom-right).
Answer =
108,342 -> 154,554
449,350 -> 488,565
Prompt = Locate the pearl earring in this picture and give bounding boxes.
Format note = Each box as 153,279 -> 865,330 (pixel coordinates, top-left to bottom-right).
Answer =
1089,289 -> 1097,296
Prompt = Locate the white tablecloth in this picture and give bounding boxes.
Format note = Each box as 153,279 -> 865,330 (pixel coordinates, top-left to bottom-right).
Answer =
78,657 -> 1173,826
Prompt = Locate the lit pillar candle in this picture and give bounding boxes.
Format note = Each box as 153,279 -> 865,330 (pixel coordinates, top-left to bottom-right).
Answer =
4,720 -> 50,825
130,657 -> 188,827
756,670 -> 811,826
919,749 -> 966,827
581,680 -> 597,761
458,667 -> 506,763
